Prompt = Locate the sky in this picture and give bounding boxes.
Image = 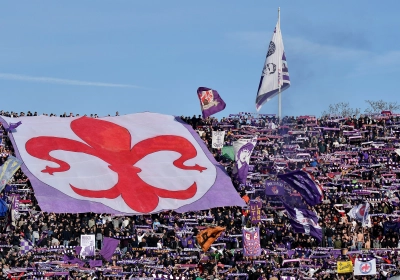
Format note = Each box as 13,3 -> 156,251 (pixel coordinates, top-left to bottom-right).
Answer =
1,1 -> 400,119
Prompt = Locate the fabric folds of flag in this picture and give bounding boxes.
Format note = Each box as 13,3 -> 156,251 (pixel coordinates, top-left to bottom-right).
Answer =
197,87 -> 226,119
99,237 -> 120,261
233,137 -> 257,184
255,16 -> 290,111
282,201 -> 322,241
277,170 -> 323,206
196,226 -> 225,252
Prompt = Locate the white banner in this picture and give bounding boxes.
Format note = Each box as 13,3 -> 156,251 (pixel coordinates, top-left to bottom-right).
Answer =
80,234 -> 95,257
354,258 -> 376,276
212,131 -> 225,149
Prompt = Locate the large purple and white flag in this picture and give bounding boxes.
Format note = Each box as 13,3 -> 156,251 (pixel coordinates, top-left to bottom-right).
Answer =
265,180 -> 285,196
278,170 -> 323,206
197,87 -> 226,119
0,113 -> 245,214
233,137 -> 257,184
282,201 -> 322,241
243,227 -> 261,257
255,13 -> 290,111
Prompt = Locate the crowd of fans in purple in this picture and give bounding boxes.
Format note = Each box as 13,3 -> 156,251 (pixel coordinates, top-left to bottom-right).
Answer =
0,110 -> 400,280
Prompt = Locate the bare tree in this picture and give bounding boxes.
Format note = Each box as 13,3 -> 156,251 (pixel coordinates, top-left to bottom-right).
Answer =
364,100 -> 400,114
321,102 -> 360,118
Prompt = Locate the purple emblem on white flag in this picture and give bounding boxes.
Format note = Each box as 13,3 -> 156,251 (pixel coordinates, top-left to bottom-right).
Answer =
234,137 -> 257,184
256,15 -> 290,111
197,87 -> 226,119
282,201 -> 322,241
278,170 -> 323,206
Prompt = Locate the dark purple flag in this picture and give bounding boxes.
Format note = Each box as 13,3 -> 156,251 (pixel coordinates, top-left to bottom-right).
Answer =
75,246 -> 82,255
265,180 -> 285,196
197,87 -> 226,119
63,255 -> 85,266
278,170 -> 323,206
89,259 -> 103,268
100,237 -> 119,261
282,201 -> 322,242
7,121 -> 22,132
249,200 -> 262,224
243,227 -> 261,257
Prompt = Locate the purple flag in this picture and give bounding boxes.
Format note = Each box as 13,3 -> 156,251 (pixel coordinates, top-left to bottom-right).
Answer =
234,137 -> 257,184
0,113 -> 245,214
100,237 -> 119,261
63,255 -> 85,266
197,87 -> 226,119
278,170 -> 323,206
249,200 -> 262,224
89,259 -> 103,268
243,227 -> 261,257
265,180 -> 285,196
6,121 -> 22,132
75,246 -> 82,255
282,201 -> 322,241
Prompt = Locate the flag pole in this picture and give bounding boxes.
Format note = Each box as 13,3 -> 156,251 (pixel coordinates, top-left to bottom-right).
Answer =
278,7 -> 282,123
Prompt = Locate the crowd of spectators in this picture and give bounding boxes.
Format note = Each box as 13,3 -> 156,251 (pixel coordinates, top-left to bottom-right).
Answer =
1,110 -> 400,280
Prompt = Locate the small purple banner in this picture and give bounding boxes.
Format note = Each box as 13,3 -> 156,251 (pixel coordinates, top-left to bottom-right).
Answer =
243,227 -> 261,257
249,200 -> 262,224
265,180 -> 285,196
197,87 -> 226,119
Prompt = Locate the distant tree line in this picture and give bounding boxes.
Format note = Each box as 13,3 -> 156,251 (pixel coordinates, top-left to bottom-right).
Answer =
321,100 -> 400,117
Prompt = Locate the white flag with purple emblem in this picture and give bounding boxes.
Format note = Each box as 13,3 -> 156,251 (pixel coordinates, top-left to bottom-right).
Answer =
233,137 -> 257,184
212,131 -> 225,149
255,13 -> 290,111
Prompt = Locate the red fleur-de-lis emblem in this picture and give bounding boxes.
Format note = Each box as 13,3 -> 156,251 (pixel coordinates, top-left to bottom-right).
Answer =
360,263 -> 371,273
25,117 -> 207,213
